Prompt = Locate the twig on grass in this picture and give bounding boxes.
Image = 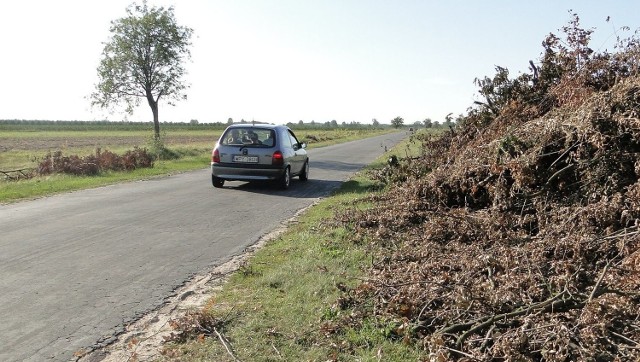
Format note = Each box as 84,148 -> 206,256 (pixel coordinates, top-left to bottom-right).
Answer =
271,343 -> 282,359
214,327 -> 242,362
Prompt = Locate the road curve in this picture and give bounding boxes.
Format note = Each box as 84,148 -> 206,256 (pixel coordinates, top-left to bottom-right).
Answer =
0,131 -> 407,361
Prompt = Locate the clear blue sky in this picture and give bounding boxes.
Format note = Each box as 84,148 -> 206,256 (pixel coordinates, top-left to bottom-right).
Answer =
1,1 -> 638,125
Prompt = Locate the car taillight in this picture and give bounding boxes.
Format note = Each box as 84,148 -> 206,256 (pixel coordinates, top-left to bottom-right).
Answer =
212,148 -> 220,163
272,150 -> 284,166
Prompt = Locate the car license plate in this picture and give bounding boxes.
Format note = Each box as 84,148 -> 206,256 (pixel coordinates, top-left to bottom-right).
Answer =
233,155 -> 258,163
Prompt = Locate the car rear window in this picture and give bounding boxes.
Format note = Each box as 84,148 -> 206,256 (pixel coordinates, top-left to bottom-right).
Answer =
221,128 -> 275,147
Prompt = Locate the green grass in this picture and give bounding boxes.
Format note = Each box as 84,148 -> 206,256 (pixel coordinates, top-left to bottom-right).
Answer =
161,133 -> 428,361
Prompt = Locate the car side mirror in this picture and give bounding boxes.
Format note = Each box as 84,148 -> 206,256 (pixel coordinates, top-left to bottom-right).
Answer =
300,142 -> 307,149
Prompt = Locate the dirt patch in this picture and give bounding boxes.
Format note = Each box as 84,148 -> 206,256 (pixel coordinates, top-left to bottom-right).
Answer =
0,135 -> 216,152
0,136 -> 145,152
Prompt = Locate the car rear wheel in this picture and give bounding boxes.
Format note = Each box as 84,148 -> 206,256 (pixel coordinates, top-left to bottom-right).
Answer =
278,167 -> 291,190
299,160 -> 309,181
212,175 -> 224,188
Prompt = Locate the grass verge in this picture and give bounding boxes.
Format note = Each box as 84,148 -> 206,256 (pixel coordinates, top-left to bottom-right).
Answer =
161,132 -> 427,361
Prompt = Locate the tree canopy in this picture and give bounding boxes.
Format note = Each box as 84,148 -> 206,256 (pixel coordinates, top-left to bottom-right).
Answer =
91,1 -> 193,140
390,116 -> 404,128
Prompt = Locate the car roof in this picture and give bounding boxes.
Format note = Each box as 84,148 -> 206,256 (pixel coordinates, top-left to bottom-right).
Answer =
225,123 -> 283,130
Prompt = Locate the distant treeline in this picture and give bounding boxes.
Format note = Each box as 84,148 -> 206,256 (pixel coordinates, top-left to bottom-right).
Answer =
0,119 -> 228,132
0,119 -> 391,132
284,120 -> 389,130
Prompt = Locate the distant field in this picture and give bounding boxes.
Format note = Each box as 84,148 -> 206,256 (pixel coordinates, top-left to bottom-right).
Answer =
0,122 -> 397,203
0,129 -> 220,171
0,130 -> 219,152
0,121 -> 223,161
0,123 -> 395,171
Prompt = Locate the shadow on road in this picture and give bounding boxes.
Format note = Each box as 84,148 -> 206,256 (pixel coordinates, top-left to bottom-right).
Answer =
213,179 -> 340,198
208,159 -> 378,198
211,177 -> 374,199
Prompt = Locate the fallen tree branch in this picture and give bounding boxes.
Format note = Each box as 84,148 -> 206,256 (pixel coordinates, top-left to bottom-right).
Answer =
601,226 -> 640,241
548,141 -> 580,170
513,163 -> 576,198
438,274 -> 627,352
610,330 -> 639,347
588,261 -> 611,303
453,290 -> 570,349
480,324 -> 496,352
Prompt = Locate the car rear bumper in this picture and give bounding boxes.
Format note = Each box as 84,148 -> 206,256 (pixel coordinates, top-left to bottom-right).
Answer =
211,163 -> 285,181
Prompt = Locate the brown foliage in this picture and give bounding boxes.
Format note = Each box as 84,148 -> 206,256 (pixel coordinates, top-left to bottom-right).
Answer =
163,310 -> 224,344
331,21 -> 640,360
36,147 -> 153,176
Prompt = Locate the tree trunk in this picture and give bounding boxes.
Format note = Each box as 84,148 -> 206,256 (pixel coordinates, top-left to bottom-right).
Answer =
152,104 -> 160,141
146,92 -> 160,141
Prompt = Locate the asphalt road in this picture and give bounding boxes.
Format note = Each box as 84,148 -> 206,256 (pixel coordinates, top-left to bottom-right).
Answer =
0,132 -> 407,362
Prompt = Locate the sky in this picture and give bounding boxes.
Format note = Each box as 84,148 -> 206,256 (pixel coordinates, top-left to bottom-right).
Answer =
1,1 -> 639,125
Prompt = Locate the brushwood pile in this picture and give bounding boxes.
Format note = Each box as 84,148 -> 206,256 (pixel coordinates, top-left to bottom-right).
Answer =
329,15 -> 640,361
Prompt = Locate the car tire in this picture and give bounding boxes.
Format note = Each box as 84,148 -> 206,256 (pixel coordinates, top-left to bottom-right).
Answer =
278,167 -> 291,190
212,175 -> 224,188
299,160 -> 309,181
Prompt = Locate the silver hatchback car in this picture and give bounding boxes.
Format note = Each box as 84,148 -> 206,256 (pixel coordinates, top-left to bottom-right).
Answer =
211,124 -> 309,189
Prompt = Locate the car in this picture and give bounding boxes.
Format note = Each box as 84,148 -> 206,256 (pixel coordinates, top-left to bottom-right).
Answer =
211,124 -> 309,189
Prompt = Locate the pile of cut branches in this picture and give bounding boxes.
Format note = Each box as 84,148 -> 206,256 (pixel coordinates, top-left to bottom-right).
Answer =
36,147 -> 153,176
328,16 -> 640,361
